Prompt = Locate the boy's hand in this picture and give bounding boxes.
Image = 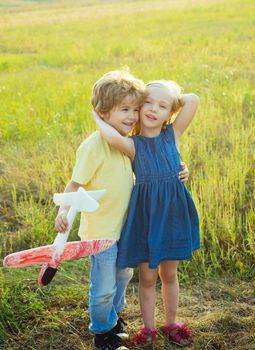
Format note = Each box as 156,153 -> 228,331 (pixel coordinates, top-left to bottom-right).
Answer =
55,210 -> 69,233
179,161 -> 189,183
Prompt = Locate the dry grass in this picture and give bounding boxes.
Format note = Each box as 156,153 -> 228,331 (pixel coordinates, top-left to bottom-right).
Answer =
1,262 -> 255,349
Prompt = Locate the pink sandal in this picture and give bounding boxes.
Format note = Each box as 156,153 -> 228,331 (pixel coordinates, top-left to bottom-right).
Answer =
161,321 -> 193,347
132,327 -> 158,346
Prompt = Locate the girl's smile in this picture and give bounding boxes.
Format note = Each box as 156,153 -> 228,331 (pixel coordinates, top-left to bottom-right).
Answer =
145,113 -> 157,121
139,85 -> 173,136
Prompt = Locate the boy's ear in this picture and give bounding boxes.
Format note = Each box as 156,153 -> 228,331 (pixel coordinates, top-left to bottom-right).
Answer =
101,112 -> 109,120
93,109 -> 107,120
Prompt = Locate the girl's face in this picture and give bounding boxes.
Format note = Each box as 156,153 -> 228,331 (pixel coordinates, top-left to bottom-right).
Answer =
140,85 -> 173,132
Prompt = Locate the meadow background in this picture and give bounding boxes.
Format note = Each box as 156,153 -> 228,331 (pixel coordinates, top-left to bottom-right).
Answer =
0,0 -> 254,349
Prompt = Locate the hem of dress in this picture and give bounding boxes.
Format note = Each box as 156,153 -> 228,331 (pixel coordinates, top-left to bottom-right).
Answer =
117,246 -> 200,269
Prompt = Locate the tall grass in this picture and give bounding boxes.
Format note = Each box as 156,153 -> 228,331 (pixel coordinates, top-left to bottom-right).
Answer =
0,1 -> 255,348
0,0 -> 254,278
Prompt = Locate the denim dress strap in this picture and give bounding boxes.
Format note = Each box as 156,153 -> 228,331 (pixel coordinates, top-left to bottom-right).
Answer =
165,123 -> 180,155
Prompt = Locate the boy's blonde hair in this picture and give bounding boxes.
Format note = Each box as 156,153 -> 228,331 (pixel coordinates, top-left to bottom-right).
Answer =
91,69 -> 147,114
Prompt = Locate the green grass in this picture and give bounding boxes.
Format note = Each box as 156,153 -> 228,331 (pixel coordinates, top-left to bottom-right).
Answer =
1,263 -> 255,349
0,0 -> 255,348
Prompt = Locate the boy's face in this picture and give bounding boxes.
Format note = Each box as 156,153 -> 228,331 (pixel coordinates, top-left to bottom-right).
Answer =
103,95 -> 139,136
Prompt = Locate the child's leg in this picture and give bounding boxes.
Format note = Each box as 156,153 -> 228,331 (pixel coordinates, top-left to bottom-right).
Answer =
139,262 -> 158,329
158,260 -> 179,325
159,261 -> 193,346
114,268 -> 133,313
89,242 -> 118,333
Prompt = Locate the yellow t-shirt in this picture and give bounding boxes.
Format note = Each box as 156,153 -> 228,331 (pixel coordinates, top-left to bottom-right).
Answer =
71,131 -> 134,241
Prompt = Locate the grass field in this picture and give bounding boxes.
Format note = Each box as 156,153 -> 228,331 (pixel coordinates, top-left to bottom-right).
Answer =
0,0 -> 255,349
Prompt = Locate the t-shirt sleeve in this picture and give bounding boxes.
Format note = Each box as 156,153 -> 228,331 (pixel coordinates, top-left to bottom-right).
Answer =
71,140 -> 103,185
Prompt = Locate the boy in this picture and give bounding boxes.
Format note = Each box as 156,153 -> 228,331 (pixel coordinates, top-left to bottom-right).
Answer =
55,70 -> 147,350
55,69 -> 189,350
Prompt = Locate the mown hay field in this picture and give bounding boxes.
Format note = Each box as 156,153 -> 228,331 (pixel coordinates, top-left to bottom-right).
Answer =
0,0 -> 254,349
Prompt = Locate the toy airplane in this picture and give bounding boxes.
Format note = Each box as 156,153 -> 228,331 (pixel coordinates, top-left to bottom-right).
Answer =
3,187 -> 115,287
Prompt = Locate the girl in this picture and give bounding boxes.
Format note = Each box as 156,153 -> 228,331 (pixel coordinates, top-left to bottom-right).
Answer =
93,80 -> 200,347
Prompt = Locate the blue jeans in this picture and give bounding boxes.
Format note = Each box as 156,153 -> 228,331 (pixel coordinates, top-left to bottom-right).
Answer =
89,242 -> 133,333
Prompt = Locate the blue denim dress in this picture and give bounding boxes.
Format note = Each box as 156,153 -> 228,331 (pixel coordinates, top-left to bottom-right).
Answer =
117,124 -> 200,269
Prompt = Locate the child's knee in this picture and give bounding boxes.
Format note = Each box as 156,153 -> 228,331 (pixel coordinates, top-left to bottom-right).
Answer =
160,269 -> 178,284
117,267 -> 133,282
139,274 -> 157,288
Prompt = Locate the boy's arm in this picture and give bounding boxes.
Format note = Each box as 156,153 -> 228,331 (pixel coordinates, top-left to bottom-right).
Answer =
55,180 -> 82,233
92,110 -> 135,160
173,94 -> 199,140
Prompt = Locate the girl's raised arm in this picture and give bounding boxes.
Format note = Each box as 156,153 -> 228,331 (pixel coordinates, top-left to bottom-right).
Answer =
173,94 -> 199,140
92,110 -> 135,160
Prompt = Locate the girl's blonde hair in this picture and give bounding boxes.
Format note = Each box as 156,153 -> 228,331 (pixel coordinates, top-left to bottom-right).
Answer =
132,80 -> 183,135
91,69 -> 147,114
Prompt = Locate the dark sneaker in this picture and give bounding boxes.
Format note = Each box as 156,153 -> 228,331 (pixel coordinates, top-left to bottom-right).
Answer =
112,317 -> 129,340
94,330 -> 129,350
